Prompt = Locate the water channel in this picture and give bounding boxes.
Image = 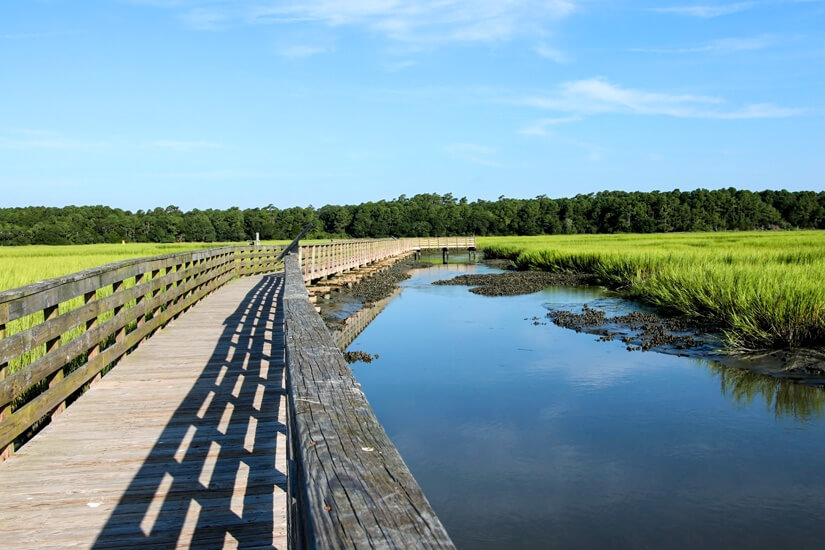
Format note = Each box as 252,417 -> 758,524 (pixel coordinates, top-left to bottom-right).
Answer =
343,259 -> 825,549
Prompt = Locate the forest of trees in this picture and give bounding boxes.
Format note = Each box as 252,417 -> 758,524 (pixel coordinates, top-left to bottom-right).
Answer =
1,188 -> 824,245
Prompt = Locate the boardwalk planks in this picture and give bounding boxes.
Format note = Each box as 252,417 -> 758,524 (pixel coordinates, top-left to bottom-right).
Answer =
0,275 -> 288,548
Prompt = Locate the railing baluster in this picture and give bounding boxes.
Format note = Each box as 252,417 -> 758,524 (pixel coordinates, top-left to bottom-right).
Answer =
0,322 -> 9,459
85,290 -> 102,386
43,305 -> 66,419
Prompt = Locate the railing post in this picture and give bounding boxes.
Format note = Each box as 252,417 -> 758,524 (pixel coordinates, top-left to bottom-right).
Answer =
0,321 -> 9,459
112,280 -> 126,343
310,246 -> 316,280
43,305 -> 66,419
85,290 -> 103,386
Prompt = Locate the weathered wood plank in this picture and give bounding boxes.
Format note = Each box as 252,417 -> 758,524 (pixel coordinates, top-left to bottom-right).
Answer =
283,253 -> 454,549
0,274 -> 288,549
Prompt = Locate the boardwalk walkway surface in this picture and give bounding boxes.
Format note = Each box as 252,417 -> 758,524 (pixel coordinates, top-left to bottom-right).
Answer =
0,274 -> 287,549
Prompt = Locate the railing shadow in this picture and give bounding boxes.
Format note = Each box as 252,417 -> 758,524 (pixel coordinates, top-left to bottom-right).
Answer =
93,274 -> 286,548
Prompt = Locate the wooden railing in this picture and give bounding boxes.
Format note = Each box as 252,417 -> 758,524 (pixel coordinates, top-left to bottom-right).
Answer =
298,236 -> 476,282
0,236 -> 474,460
0,245 -> 284,458
282,253 -> 454,548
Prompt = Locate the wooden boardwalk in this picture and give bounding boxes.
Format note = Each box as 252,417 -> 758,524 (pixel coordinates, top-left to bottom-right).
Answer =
0,274 -> 287,549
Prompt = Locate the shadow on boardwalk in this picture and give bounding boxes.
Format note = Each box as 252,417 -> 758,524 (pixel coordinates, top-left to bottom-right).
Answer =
93,274 -> 286,548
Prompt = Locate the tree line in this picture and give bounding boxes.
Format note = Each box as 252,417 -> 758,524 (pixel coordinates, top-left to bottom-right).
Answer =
1,188 -> 824,246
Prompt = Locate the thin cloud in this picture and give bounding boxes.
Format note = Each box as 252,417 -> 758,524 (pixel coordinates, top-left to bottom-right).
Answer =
147,140 -> 223,150
518,116 -> 581,136
180,7 -> 228,30
535,43 -> 570,63
385,59 -> 418,72
149,1 -> 578,44
519,77 -> 803,119
275,44 -> 328,58
444,143 -> 503,167
630,35 -> 776,54
652,2 -> 756,17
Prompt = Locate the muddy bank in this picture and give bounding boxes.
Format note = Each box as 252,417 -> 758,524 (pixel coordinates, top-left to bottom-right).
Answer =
435,270 -> 825,380
319,257 -> 430,331
433,271 -> 597,296
548,304 -> 711,353
350,258 -> 432,304
547,303 -> 825,381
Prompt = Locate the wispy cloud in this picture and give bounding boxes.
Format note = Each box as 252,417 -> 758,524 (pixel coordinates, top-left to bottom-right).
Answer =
275,44 -> 328,58
652,2 -> 756,18
444,143 -> 503,167
535,43 -> 570,63
146,140 -> 223,150
630,35 -> 776,54
144,1 -> 579,45
519,77 -> 804,119
180,7 -> 229,30
518,116 -> 581,136
385,59 -> 418,72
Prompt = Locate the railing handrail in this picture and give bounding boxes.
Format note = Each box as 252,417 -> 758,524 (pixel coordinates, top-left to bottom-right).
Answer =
0,246 -> 239,309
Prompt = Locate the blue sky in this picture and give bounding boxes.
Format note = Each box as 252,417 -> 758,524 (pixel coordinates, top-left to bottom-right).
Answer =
2,1 -> 823,210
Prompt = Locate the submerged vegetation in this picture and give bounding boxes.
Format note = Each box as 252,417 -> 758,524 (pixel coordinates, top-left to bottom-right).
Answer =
480,232 -> 825,351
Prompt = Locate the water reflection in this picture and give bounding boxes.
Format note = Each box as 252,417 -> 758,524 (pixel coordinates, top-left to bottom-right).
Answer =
329,289 -> 400,350
705,360 -> 825,421
346,259 -> 825,549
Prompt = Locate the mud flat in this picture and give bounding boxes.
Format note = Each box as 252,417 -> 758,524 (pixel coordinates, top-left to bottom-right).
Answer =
435,271 -> 825,383
433,271 -> 596,296
316,256 -> 431,361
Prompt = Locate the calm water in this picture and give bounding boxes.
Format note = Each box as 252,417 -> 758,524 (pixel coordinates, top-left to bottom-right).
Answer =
346,262 -> 825,549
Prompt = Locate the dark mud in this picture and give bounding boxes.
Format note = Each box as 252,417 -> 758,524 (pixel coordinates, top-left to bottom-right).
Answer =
546,303 -> 825,380
548,304 -> 710,352
351,259 -> 432,304
433,271 -> 597,296
320,257 -> 431,331
343,350 -> 379,364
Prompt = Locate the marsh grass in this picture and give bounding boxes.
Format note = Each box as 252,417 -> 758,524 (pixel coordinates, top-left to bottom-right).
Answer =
0,243 -> 233,292
479,231 -> 825,350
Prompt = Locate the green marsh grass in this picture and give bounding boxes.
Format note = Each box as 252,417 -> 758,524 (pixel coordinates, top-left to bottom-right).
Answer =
478,231 -> 825,351
0,242 -> 234,292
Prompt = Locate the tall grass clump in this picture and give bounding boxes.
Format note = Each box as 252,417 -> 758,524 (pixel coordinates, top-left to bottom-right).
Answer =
480,231 -> 825,351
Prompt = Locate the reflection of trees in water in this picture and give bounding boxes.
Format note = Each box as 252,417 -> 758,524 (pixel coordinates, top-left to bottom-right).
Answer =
705,361 -> 825,421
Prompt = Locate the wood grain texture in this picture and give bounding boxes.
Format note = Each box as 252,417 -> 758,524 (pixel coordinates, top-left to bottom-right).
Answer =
283,254 -> 455,549
0,275 -> 288,549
